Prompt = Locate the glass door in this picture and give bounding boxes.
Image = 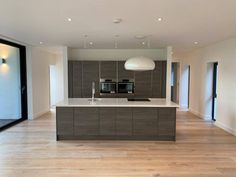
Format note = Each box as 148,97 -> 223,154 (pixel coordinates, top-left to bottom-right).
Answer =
212,62 -> 218,121
0,39 -> 27,131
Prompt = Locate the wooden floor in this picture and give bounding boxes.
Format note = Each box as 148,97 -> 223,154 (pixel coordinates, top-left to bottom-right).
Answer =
0,111 -> 236,177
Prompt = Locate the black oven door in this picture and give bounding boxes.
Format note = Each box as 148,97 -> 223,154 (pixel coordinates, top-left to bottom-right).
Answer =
100,82 -> 116,93
118,82 -> 134,93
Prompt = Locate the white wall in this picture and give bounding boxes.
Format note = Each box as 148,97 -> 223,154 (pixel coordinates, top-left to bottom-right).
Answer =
55,52 -> 65,103
166,46 -> 173,101
0,44 -> 21,119
49,52 -> 65,107
31,47 -> 57,118
62,47 -> 68,100
176,37 -> 236,136
26,46 -> 34,119
49,65 -> 57,106
30,47 -> 66,118
68,48 -> 167,61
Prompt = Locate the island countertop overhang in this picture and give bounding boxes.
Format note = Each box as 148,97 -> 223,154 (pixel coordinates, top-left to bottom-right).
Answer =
56,98 -> 179,108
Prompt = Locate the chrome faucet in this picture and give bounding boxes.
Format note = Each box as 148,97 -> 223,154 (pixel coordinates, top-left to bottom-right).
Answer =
91,81 -> 95,101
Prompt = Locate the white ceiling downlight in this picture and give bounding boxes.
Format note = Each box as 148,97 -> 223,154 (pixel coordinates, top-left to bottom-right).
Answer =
194,41 -> 198,44
157,17 -> 162,21
113,18 -> 122,24
67,18 -> 72,22
135,35 -> 146,39
124,56 -> 155,71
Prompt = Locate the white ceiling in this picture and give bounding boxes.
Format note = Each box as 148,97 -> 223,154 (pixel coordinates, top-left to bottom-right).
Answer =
1,0 -> 236,52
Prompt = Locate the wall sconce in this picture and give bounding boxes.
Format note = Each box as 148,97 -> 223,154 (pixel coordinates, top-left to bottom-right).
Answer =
2,58 -> 6,64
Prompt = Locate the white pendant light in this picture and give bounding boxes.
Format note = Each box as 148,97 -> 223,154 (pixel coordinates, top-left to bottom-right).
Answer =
124,56 -> 155,71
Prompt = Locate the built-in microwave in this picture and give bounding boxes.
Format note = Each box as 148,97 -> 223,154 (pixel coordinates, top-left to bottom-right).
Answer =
118,79 -> 134,94
100,79 -> 116,94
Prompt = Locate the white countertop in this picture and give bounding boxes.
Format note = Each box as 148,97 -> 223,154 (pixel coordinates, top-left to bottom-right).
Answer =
56,98 -> 179,108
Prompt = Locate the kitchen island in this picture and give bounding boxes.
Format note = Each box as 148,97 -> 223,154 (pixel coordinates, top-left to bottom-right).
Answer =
56,98 -> 178,141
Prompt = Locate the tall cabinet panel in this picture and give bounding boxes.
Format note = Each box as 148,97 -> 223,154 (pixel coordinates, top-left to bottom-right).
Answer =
134,71 -> 152,97
82,61 -> 99,98
68,61 -> 73,98
161,61 -> 167,98
100,61 -> 117,79
152,61 -> 166,98
118,61 -> 134,80
72,61 -> 82,98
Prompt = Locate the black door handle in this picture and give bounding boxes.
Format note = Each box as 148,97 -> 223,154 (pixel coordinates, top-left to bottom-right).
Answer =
214,93 -> 217,98
21,86 -> 26,94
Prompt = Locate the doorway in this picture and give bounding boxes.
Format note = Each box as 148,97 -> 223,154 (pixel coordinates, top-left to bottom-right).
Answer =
180,65 -> 190,109
171,62 -> 180,103
0,38 -> 27,131
212,62 -> 218,121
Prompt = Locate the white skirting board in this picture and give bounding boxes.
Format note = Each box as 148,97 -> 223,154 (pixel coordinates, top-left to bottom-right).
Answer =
188,109 -> 236,136
33,109 -> 50,119
189,109 -> 212,120
214,121 -> 236,136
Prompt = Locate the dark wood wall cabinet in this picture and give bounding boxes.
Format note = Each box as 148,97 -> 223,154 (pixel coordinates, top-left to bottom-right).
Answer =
100,61 -> 117,79
68,60 -> 167,98
56,107 -> 176,141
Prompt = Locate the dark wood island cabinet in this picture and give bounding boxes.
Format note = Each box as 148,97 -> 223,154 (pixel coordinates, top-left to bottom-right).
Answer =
56,98 -> 177,141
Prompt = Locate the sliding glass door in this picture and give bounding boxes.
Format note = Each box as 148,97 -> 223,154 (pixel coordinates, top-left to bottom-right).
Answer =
0,39 -> 27,131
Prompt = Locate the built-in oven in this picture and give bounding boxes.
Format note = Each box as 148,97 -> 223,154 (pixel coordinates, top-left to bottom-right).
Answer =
100,79 -> 117,94
118,79 -> 134,94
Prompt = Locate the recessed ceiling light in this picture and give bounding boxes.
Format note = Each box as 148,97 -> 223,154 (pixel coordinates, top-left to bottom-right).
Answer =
142,42 -> 146,45
135,35 -> 146,39
39,42 -> 43,44
89,42 -> 93,45
113,18 -> 122,24
67,18 -> 72,22
194,41 -> 198,44
157,17 -> 162,21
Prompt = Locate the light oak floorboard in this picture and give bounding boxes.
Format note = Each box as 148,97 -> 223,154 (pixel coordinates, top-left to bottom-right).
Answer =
0,110 -> 236,177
